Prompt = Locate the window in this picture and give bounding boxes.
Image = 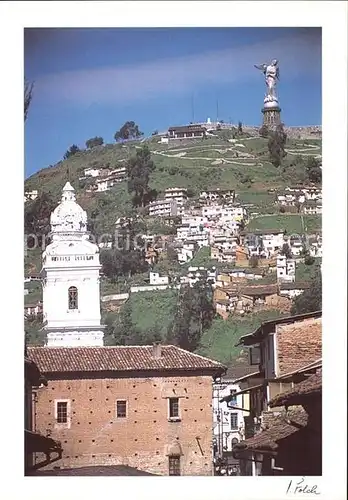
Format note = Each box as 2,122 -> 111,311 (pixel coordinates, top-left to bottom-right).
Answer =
68,286 -> 78,309
230,389 -> 237,403
116,400 -> 127,418
169,398 -> 179,419
169,456 -> 181,476
231,412 -> 238,430
56,402 -> 68,423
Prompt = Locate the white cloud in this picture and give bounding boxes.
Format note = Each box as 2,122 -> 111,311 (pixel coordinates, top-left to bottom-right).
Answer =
35,30 -> 321,106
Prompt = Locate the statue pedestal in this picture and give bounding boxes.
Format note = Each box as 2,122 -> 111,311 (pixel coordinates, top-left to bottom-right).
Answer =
262,105 -> 281,129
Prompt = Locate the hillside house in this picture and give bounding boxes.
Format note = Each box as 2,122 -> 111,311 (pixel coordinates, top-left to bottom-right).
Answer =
168,124 -> 207,140
276,191 -> 305,207
302,200 -> 322,215
228,311 -> 322,475
177,241 -> 196,263
24,301 -> 43,317
276,255 -> 296,282
200,189 -> 236,204
278,281 -> 310,299
84,168 -> 101,178
288,237 -> 303,257
242,230 -> 285,258
24,190 -> 39,203
95,167 -> 127,192
309,235 -> 322,258
149,199 -> 178,218
164,187 -> 188,206
149,272 -> 169,286
27,345 -> 225,476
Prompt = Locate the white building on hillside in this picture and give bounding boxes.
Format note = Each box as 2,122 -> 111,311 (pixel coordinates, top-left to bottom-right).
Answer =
276,255 -> 296,282
24,190 -> 38,203
149,198 -> 177,217
164,187 -> 188,206
42,182 -> 104,347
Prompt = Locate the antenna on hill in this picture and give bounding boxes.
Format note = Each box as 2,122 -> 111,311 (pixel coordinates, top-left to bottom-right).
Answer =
191,93 -> 195,123
216,98 -> 219,122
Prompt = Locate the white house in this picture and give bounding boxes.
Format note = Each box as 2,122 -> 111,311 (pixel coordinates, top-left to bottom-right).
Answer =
245,230 -> 285,257
24,190 -> 38,203
149,198 -> 177,218
149,272 -> 169,286
276,255 -> 296,282
164,187 -> 188,206
213,381 -> 246,455
84,168 -> 101,177
200,188 -> 235,203
177,242 -> 196,263
24,301 -> 43,317
303,201 -> 322,215
42,182 -> 104,347
279,281 -> 310,299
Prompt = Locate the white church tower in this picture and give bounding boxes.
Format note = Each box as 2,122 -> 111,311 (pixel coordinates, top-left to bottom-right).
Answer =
42,182 -> 104,347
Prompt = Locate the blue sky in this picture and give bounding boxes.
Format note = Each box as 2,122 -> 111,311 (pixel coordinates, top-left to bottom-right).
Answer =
25,27 -> 321,178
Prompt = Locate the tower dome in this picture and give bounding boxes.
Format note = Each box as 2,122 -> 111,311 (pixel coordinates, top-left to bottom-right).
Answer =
50,182 -> 88,236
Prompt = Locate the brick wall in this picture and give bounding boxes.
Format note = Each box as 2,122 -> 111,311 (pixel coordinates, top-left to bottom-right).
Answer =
276,317 -> 322,376
33,372 -> 214,476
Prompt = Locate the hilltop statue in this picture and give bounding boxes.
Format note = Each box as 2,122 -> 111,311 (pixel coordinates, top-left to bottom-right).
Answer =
254,59 -> 280,104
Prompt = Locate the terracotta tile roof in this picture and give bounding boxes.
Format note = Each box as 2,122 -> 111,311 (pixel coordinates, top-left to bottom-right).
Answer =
240,284 -> 278,296
27,345 -> 225,375
276,317 -> 322,376
279,281 -> 310,290
270,370 -> 322,408
233,407 -> 308,453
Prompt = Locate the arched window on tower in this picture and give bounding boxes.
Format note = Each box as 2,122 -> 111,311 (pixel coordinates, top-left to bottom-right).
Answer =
68,286 -> 78,310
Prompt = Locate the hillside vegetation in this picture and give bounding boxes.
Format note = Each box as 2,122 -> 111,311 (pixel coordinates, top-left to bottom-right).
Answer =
25,133 -> 322,236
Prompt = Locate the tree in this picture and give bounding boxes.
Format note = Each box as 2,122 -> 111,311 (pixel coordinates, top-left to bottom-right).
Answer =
166,245 -> 178,263
280,243 -> 292,259
86,136 -> 104,149
114,121 -> 143,142
63,144 -> 81,160
291,269 -> 322,315
268,123 -> 287,167
127,145 -> 156,207
238,121 -> 243,135
167,281 -> 214,352
24,78 -> 34,122
305,157 -> 322,184
259,124 -> 269,138
25,192 -> 56,246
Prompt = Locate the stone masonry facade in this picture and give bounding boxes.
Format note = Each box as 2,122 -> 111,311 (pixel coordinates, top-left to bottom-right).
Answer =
33,372 -> 215,476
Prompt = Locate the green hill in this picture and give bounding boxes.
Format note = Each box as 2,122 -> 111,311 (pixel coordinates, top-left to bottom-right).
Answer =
25,133 -> 322,235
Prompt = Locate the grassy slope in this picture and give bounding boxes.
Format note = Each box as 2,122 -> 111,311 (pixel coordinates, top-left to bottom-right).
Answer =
197,309 -> 287,364
247,214 -> 321,234
25,136 -> 322,222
